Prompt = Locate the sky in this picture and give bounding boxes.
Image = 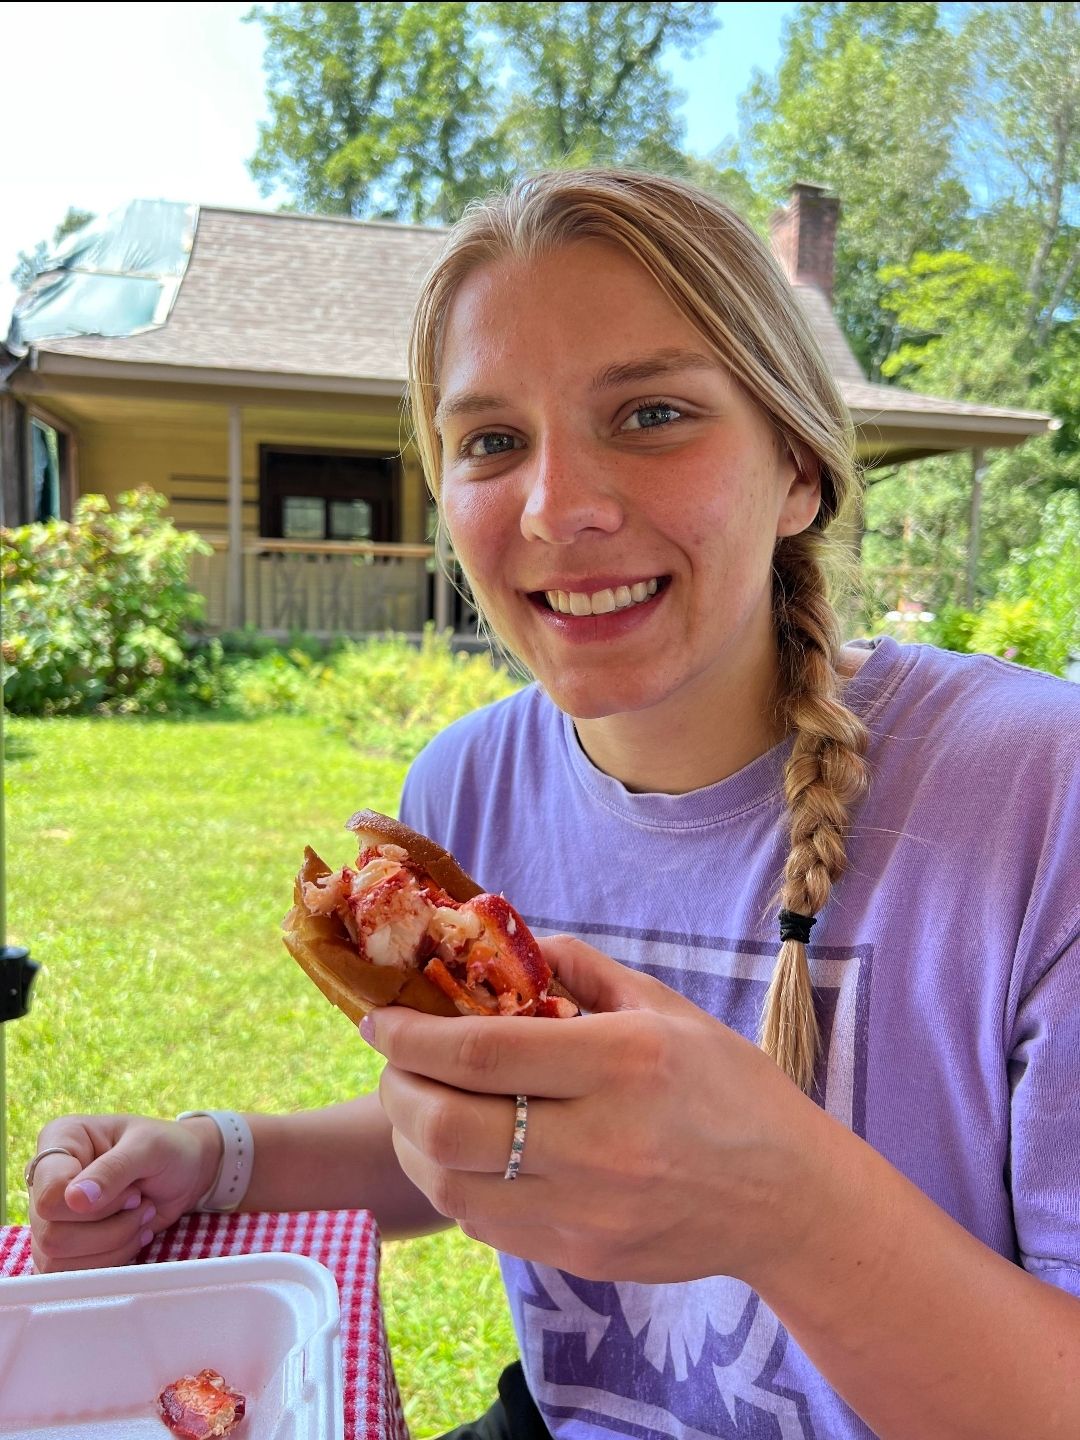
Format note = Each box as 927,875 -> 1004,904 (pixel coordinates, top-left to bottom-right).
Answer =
0,1 -> 797,325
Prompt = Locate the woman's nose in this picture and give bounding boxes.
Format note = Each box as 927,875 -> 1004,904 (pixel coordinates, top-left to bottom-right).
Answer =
519,440 -> 624,545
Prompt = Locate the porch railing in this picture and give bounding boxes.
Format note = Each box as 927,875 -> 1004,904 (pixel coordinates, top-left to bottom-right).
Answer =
189,535 -> 469,639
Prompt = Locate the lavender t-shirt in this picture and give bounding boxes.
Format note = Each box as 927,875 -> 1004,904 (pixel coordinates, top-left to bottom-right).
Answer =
399,638 -> 1080,1440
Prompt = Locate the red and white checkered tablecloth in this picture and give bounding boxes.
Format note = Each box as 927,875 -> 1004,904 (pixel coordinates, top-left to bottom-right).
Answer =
0,1210 -> 410,1440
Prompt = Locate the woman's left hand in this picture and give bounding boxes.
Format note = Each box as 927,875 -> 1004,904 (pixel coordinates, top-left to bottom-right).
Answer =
368,934 -> 830,1284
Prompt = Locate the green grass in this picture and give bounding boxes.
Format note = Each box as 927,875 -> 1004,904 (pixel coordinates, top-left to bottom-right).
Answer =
3,715 -> 517,1437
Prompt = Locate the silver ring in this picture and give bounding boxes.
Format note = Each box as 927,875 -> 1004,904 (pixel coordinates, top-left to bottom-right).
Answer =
24,1146 -> 78,1190
503,1095 -> 528,1182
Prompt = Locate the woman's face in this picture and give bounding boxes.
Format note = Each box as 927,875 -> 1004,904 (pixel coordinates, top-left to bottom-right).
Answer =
436,240 -> 820,722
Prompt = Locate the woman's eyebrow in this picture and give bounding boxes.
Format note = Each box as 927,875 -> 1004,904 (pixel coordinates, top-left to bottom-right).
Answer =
435,391 -> 507,428
434,347 -> 718,429
590,347 -> 718,391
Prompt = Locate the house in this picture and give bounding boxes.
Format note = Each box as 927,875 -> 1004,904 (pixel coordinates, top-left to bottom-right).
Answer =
0,186 -> 1052,637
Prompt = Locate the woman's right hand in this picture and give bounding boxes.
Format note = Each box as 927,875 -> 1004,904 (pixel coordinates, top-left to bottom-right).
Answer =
27,1114 -> 222,1273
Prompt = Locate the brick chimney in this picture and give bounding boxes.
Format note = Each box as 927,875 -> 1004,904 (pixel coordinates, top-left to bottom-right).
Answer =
769,183 -> 840,300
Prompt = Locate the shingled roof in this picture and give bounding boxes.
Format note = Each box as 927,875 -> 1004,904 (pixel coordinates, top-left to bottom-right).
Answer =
13,203 -> 1052,461
26,207 -> 445,384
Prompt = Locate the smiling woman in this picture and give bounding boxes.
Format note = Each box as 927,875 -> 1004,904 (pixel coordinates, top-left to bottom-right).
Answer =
409,173 -> 868,1089
25,169 -> 1080,1440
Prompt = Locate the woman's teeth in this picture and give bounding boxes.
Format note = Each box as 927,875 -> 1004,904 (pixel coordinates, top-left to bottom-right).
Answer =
544,578 -> 659,616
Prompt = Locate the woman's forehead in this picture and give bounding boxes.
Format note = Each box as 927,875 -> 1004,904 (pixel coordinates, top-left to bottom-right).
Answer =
438,240 -> 718,390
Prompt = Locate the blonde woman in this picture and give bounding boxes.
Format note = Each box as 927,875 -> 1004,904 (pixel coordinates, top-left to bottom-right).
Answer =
28,171 -> 1080,1440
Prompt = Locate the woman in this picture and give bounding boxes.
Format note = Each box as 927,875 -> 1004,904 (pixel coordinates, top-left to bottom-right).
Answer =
27,171 -> 1080,1439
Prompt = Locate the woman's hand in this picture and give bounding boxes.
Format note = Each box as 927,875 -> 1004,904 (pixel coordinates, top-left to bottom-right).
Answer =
369,935 -> 826,1284
27,1114 -> 221,1273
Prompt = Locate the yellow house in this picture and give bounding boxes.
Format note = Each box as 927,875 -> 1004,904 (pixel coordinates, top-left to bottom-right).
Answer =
0,188 -> 1053,634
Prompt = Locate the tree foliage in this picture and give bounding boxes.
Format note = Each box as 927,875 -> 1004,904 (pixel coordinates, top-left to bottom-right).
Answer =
963,1 -> 1080,346
11,207 -> 96,293
740,2 -> 970,377
488,2 -> 715,175
246,2 -> 715,221
248,2 -> 505,221
733,0 -> 1078,660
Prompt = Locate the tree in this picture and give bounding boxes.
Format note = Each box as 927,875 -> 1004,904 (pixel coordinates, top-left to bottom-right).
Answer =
247,2 -> 717,223
962,2 -> 1080,348
248,3 -> 504,222
11,207 -> 96,293
486,2 -> 716,174
739,2 -> 970,377
878,250 -> 1029,401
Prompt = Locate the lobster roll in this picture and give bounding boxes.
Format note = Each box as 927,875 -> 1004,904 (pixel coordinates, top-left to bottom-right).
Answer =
282,810 -> 579,1022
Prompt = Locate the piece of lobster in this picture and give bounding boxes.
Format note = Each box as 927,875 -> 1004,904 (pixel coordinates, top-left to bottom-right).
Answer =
425,893 -> 562,1016
158,1369 -> 246,1438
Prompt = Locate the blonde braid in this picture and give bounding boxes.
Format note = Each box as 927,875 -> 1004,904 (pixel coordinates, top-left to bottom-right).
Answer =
761,532 -> 869,1092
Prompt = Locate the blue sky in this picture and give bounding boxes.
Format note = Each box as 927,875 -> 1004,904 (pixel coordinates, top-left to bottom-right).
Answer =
0,2 -> 796,323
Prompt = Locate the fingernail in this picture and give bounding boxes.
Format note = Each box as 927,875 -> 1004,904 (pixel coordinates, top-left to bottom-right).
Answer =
359,1015 -> 376,1043
73,1180 -> 101,1206
139,1204 -> 157,1226
139,1226 -> 154,1248
122,1193 -> 142,1211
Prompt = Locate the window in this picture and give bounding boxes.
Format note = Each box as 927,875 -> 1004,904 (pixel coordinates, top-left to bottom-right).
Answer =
282,496 -> 326,540
261,448 -> 397,542
330,499 -> 372,540
31,419 -> 62,522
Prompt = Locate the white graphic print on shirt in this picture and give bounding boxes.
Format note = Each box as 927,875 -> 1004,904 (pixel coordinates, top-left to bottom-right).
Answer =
501,919 -> 873,1440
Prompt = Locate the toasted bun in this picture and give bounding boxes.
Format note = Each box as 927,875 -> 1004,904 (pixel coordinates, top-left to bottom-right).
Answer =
345,810 -> 483,902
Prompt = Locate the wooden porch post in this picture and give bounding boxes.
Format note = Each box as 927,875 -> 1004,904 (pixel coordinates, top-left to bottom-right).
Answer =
965,448 -> 986,608
434,524 -> 453,632
226,406 -> 244,630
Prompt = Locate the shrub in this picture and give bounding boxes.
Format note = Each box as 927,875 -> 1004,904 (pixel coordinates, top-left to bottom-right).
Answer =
967,597 -> 1056,671
897,494 -> 1079,678
228,650 -> 320,717
924,606 -> 979,655
310,627 -> 521,760
996,489 -> 1080,676
1,488 -> 210,714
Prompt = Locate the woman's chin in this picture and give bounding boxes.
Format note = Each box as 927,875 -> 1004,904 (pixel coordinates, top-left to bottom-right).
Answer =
537,670 -> 675,722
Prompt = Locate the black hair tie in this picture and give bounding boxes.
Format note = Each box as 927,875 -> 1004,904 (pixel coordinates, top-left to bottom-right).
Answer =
779,909 -> 817,945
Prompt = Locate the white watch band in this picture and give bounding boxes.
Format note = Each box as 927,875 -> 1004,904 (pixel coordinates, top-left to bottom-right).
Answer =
176,1110 -> 254,1213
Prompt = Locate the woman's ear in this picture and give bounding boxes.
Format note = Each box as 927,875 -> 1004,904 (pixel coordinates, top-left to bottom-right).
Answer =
776,443 -> 822,537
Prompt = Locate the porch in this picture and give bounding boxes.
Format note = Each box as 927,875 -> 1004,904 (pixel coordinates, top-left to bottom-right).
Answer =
190,533 -> 468,640
4,372 -> 480,643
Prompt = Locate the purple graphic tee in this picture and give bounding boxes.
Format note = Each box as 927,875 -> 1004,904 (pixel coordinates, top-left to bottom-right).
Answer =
400,638 -> 1080,1440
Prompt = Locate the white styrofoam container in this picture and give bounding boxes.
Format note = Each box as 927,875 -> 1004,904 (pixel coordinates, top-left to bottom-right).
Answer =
0,1251 -> 343,1439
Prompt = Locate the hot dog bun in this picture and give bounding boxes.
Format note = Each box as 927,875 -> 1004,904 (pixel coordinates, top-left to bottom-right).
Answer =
282,813 -> 578,1021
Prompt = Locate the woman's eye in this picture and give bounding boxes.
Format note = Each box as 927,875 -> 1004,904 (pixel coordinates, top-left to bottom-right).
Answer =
463,432 -> 521,458
621,402 -> 682,432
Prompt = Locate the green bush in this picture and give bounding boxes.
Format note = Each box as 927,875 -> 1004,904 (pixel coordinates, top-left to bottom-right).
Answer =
997,489 -> 1080,676
968,597 -> 1057,671
924,606 -> 979,655
228,650 -> 320,717
899,494 -> 1079,678
310,627 -> 521,760
2,489 -> 210,715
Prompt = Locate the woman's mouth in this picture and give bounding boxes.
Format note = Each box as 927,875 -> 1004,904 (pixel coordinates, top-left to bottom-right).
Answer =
529,576 -> 670,616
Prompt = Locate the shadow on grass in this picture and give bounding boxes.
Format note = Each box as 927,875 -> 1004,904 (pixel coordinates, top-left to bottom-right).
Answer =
2,732 -> 35,762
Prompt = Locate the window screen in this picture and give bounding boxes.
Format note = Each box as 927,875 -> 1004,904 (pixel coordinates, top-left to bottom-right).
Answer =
282,495 -> 326,540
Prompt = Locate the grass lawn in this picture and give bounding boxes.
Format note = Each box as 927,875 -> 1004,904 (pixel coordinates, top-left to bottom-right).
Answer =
3,714 -> 517,1437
